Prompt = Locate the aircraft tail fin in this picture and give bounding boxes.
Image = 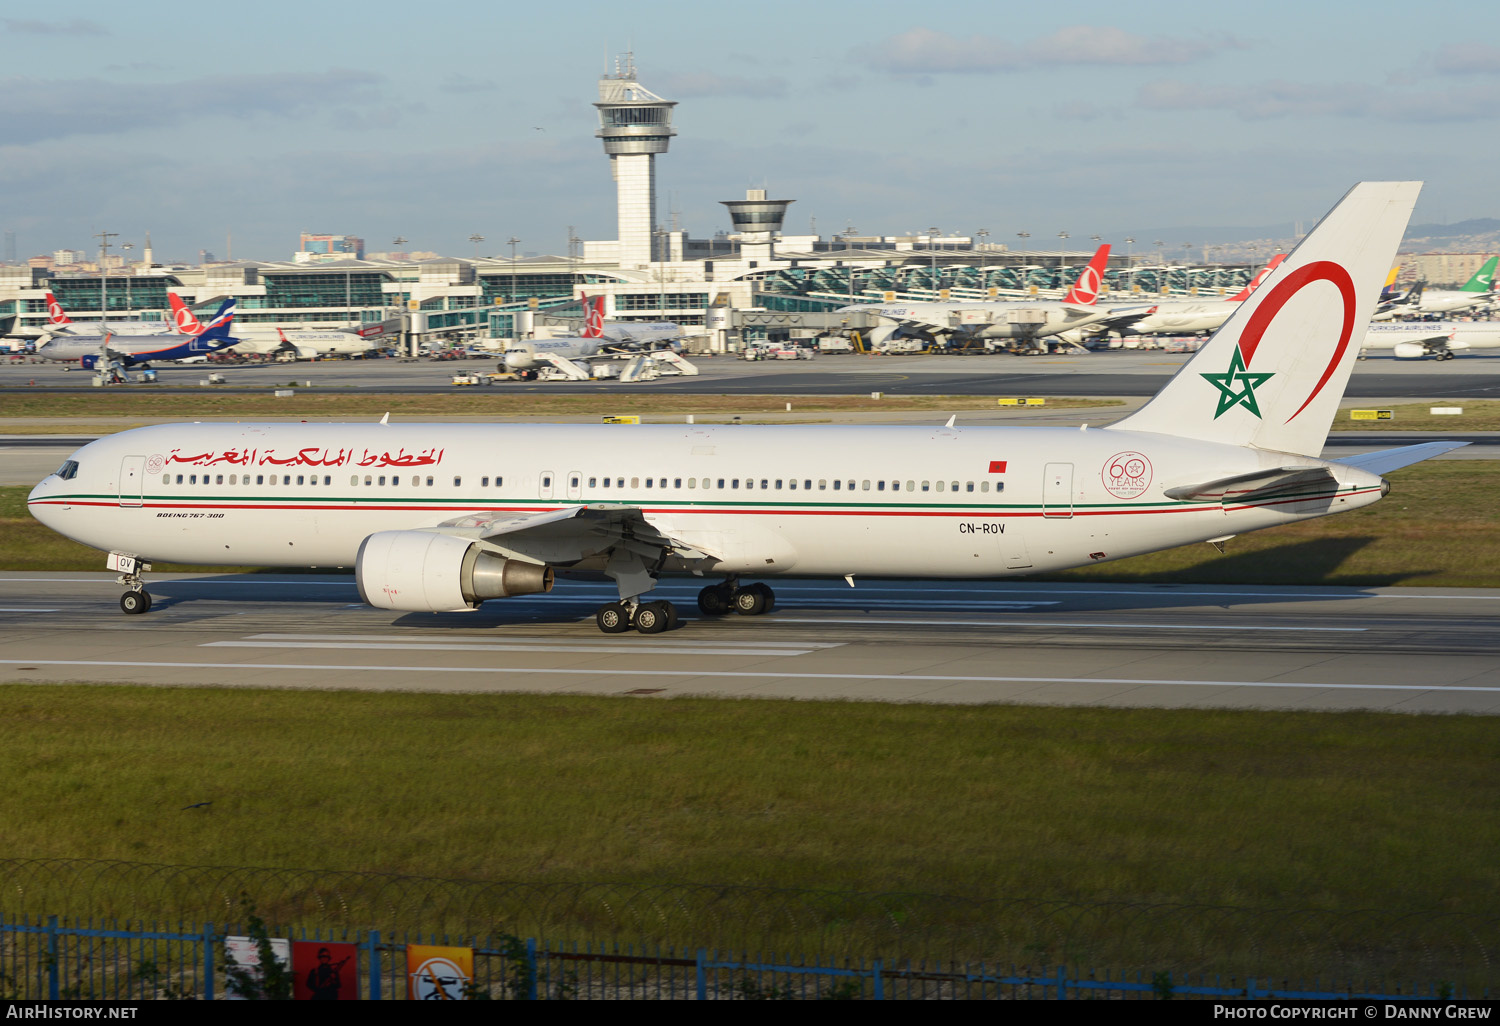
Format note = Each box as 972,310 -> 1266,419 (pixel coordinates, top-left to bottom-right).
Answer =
44,292 -> 71,327
1227,253 -> 1288,301
168,293 -> 204,335
1106,182 -> 1420,457
581,293 -> 605,338
1461,255 -> 1497,293
1378,265 -> 1401,301
196,299 -> 237,344
1061,244 -> 1110,306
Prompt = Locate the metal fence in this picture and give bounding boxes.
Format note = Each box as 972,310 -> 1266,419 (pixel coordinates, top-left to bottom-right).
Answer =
1,859 -> 1496,990
0,915 -> 1479,1001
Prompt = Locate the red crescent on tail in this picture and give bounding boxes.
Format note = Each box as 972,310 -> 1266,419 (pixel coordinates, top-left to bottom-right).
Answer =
1234,260 -> 1357,424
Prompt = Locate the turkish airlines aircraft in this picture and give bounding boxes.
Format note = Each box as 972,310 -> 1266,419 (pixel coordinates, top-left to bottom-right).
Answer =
1360,320 -> 1500,360
1104,254 -> 1287,338
29,183 -> 1462,633
846,245 -> 1141,352
502,295 -> 687,375
41,291 -> 175,336
35,300 -> 239,368
168,294 -> 376,358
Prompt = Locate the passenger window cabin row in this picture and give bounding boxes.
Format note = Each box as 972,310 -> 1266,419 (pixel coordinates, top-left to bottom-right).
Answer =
158,471 -> 1004,495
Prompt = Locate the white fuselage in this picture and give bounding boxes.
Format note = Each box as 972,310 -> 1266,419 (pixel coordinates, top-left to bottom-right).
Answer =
1360,321 -> 1500,355
858,300 -> 1119,340
1408,290 -> 1495,316
503,338 -> 605,371
28,422 -> 1386,580
225,331 -> 377,357
1121,301 -> 1239,336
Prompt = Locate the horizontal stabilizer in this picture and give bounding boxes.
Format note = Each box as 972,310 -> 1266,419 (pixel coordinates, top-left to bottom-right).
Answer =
1164,465 -> 1333,502
1332,441 -> 1468,475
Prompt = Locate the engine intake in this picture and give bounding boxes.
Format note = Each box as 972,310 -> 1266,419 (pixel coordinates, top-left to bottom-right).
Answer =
356,530 -> 553,612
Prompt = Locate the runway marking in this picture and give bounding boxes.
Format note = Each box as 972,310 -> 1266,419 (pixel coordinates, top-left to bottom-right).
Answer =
0,608 -> 59,613
242,633 -> 837,649
206,635 -> 842,657
0,659 -> 1493,693
769,617 -> 1366,632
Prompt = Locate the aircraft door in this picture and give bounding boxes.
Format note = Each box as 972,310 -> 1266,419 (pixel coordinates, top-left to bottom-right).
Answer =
119,456 -> 145,507
1043,463 -> 1074,519
538,470 -> 555,500
566,471 -> 582,501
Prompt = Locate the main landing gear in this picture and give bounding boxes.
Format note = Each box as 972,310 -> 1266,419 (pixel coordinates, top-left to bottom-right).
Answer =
696,580 -> 775,617
588,581 -> 777,634
595,598 -> 679,635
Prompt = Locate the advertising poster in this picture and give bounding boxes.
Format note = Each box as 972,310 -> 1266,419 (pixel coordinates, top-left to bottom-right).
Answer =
292,940 -> 360,1001
406,944 -> 474,1001
224,935 -> 291,1000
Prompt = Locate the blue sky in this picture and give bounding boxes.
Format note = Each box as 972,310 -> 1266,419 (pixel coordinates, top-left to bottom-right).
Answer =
2,0 -> 1495,262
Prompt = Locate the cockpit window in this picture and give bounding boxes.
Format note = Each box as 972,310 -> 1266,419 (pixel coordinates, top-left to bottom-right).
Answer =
56,460 -> 79,481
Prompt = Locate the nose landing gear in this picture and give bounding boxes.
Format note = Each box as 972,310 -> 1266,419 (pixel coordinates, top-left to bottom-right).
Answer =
110,552 -> 154,615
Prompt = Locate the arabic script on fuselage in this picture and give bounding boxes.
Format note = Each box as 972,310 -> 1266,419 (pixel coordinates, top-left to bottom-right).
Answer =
163,446 -> 445,469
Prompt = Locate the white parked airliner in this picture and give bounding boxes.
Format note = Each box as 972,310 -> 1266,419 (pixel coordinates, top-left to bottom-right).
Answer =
1360,320 -> 1500,360
29,183 -> 1462,634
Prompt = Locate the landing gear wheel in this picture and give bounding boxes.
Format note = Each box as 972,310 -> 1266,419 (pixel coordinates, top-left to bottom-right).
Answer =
733,586 -> 768,616
596,602 -> 631,634
120,591 -> 152,615
664,602 -> 680,630
698,585 -> 732,616
749,583 -> 775,613
634,601 -> 671,634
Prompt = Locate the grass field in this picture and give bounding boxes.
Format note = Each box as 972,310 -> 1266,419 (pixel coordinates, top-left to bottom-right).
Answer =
6,459 -> 1497,585
0,686 -> 1493,976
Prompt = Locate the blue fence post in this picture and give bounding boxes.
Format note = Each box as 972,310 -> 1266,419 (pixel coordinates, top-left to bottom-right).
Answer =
368,931 -> 381,1001
46,916 -> 59,1001
696,949 -> 707,1000
873,959 -> 883,1000
1057,965 -> 1067,1000
203,922 -> 215,1001
526,938 -> 538,1001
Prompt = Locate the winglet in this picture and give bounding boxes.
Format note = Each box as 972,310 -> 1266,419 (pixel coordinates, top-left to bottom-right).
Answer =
379,412 -> 390,425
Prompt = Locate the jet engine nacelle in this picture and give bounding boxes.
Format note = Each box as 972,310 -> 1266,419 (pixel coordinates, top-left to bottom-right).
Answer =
1392,342 -> 1429,359
355,530 -> 553,612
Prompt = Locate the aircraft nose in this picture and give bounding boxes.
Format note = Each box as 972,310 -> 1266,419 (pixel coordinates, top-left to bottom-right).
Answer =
27,475 -> 62,529
502,351 -> 525,371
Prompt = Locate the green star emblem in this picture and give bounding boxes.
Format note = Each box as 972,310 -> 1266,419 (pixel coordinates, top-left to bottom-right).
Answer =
1200,347 -> 1275,419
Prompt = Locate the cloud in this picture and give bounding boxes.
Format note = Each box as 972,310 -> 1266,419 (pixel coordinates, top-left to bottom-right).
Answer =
1138,78 -> 1500,123
441,74 -> 498,94
3,19 -> 107,36
1429,43 -> 1500,76
0,70 -> 387,144
656,72 -> 786,99
861,25 -> 1241,74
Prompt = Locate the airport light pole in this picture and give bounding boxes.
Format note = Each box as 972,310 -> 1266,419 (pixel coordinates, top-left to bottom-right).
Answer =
928,227 -> 939,291
975,229 -> 989,293
95,229 -> 117,320
1154,240 -> 1166,294
507,236 -> 521,304
1124,237 -> 1136,292
1016,231 -> 1031,290
654,227 -> 667,317
844,225 -> 858,305
121,243 -> 133,316
469,234 -> 485,261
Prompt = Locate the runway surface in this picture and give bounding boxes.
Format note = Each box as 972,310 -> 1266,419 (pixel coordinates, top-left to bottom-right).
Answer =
2,572 -> 1497,714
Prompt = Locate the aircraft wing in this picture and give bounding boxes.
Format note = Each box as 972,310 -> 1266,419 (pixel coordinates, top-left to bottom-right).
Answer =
438,503 -> 723,560
1332,441 -> 1468,475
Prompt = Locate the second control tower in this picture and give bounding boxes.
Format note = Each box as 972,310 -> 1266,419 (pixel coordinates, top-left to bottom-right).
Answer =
595,54 -> 676,269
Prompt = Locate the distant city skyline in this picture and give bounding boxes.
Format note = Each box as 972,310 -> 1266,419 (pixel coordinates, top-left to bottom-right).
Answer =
3,0 -> 1497,262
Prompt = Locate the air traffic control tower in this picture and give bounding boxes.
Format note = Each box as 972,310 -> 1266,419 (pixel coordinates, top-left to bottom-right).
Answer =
595,54 -> 676,269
